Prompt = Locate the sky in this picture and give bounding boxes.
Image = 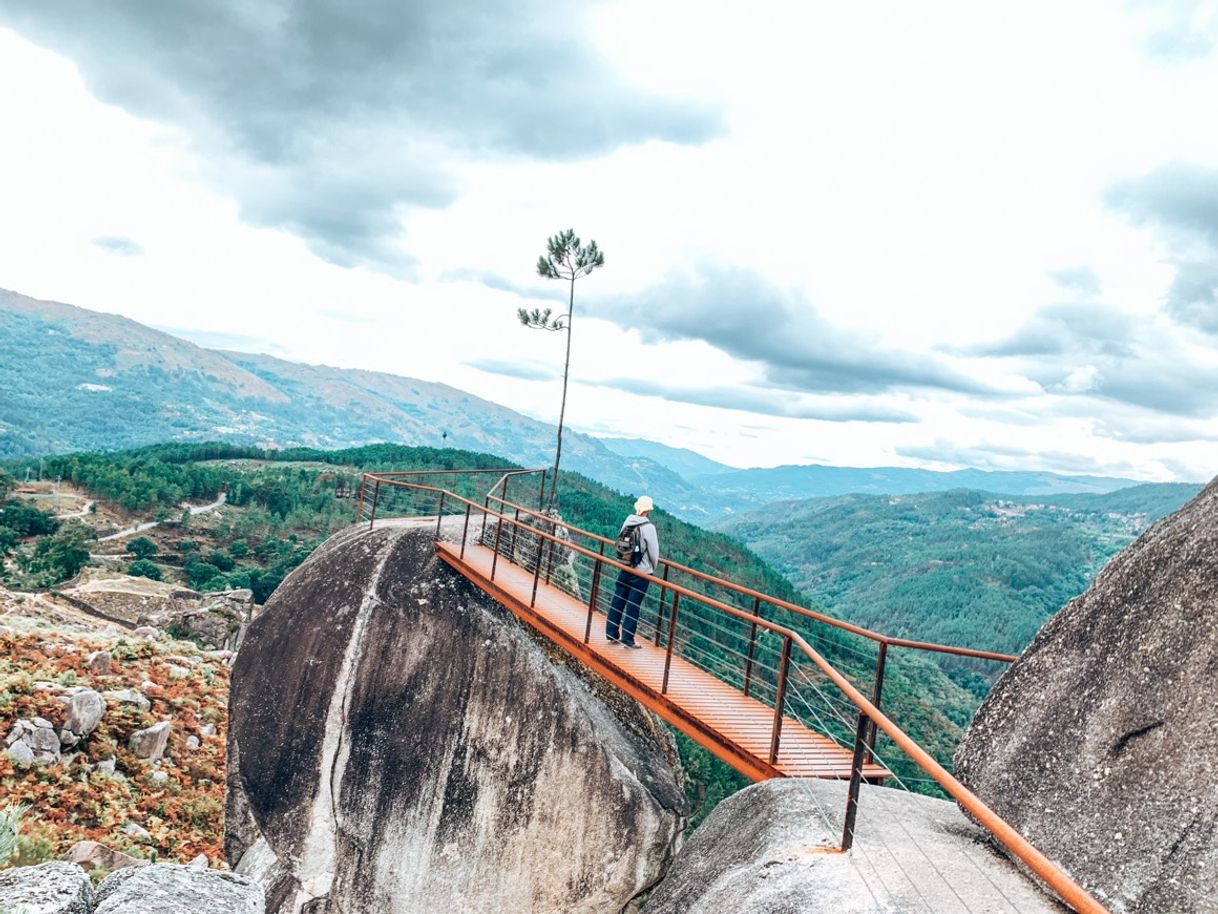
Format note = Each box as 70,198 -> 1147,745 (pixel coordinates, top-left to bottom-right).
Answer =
1,1 -> 1217,481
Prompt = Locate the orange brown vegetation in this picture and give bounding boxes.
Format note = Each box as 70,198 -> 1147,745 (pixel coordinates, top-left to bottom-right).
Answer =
0,629 -> 229,867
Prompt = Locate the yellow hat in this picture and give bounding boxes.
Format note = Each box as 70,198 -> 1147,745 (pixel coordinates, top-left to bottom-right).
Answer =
634,495 -> 655,514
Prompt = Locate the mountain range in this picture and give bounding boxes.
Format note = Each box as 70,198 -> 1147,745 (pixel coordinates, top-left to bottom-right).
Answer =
1,287 -> 1168,521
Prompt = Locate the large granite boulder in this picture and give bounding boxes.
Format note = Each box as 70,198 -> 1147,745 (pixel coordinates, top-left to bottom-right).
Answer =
94,864 -> 263,914
642,779 -> 1059,913
0,861 -> 94,914
955,477 -> 1218,914
227,521 -> 687,914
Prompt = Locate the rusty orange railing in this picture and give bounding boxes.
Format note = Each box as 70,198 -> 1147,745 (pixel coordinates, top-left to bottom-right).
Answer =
355,469 -> 1110,914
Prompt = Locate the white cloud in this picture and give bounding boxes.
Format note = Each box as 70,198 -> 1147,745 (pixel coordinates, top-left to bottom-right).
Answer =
1,5 -> 1217,483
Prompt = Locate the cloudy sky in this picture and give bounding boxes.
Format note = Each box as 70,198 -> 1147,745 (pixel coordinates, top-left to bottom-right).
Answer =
1,1 -> 1217,481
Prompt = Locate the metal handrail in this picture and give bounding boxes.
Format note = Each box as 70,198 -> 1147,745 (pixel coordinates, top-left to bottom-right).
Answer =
481,491 -> 1018,663
359,471 -> 1110,914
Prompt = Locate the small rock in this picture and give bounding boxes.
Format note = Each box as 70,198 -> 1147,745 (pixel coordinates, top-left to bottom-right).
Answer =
33,716 -> 54,729
132,626 -> 160,640
188,854 -> 208,869
128,721 -> 171,760
104,689 -> 152,712
32,680 -> 68,693
96,758 -> 117,776
88,650 -> 113,675
164,655 -> 198,666
0,860 -> 95,914
199,723 -> 216,739
63,689 -> 106,739
60,729 -> 81,749
63,840 -> 149,875
26,724 -> 62,764
164,663 -> 191,679
149,770 -> 170,784
122,822 -> 152,843
185,735 -> 200,750
6,739 -> 35,767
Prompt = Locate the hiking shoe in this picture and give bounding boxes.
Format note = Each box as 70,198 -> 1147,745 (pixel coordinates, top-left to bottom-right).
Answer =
621,641 -> 642,649
605,634 -> 620,644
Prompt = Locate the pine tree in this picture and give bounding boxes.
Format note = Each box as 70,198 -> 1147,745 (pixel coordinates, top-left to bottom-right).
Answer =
520,228 -> 605,506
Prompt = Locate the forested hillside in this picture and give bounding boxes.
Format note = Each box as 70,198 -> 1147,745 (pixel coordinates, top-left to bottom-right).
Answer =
3,441 -> 994,816
723,485 -> 1200,681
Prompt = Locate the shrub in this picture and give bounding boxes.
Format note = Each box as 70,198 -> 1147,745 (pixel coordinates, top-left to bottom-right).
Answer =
128,559 -> 163,581
125,536 -> 158,560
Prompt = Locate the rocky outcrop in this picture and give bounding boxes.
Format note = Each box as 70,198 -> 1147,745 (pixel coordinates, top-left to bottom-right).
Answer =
0,861 -> 262,914
6,716 -> 62,765
94,864 -> 263,914
227,520 -> 686,914
955,477 -> 1218,914
0,861 -> 95,914
641,779 -> 1060,913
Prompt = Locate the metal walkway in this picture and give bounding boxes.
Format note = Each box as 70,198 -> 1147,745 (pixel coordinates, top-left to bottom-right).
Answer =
439,539 -> 888,781
356,468 -> 1112,914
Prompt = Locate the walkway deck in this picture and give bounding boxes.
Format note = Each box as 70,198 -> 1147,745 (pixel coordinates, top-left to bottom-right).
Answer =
438,539 -> 889,782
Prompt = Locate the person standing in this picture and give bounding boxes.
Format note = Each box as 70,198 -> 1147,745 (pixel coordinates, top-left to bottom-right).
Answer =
606,495 -> 660,648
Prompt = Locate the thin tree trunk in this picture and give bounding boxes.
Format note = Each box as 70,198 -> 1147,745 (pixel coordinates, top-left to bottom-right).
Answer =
549,274 -> 576,506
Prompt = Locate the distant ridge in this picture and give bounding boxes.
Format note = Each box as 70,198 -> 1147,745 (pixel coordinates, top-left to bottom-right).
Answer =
1,286 -> 1173,521
695,462 -> 1143,504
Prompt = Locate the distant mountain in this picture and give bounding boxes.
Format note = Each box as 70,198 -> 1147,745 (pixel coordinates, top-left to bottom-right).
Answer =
0,288 -> 716,515
1,287 -> 1182,525
597,437 -> 736,479
695,463 -> 1142,509
721,484 -> 1201,686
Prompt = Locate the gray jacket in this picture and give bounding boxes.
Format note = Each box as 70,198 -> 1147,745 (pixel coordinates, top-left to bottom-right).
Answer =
621,514 -> 660,575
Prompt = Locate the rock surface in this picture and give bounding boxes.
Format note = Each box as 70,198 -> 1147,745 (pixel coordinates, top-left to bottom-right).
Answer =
95,863 -> 264,914
228,520 -> 686,914
642,779 -> 1060,914
127,721 -> 170,760
955,476 -> 1218,914
63,840 -> 149,875
0,861 -> 95,914
63,689 -> 106,740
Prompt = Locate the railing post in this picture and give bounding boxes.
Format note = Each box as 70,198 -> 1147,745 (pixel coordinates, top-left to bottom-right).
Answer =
661,592 -> 681,693
841,710 -> 871,852
544,535 -> 555,586
368,480 -> 381,530
355,474 -> 367,523
743,595 -> 762,697
436,491 -> 446,539
460,503 -> 472,560
491,510 -> 504,581
653,565 -> 671,647
584,556 -> 603,644
538,469 -> 546,511
865,641 -> 888,765
768,637 -> 793,764
530,529 -> 545,607
508,507 -> 521,563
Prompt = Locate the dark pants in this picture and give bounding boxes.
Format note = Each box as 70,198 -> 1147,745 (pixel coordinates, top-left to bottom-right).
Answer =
606,568 -> 650,645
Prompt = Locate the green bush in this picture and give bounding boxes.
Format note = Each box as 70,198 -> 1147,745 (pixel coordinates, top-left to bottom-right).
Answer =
127,558 -> 162,581
125,536 -> 158,560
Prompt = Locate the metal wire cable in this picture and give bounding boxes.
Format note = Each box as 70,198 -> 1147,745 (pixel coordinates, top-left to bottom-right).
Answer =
784,685 -> 948,914
787,682 -> 1002,914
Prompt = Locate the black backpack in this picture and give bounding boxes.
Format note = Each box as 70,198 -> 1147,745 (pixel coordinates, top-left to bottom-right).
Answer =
615,521 -> 649,566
